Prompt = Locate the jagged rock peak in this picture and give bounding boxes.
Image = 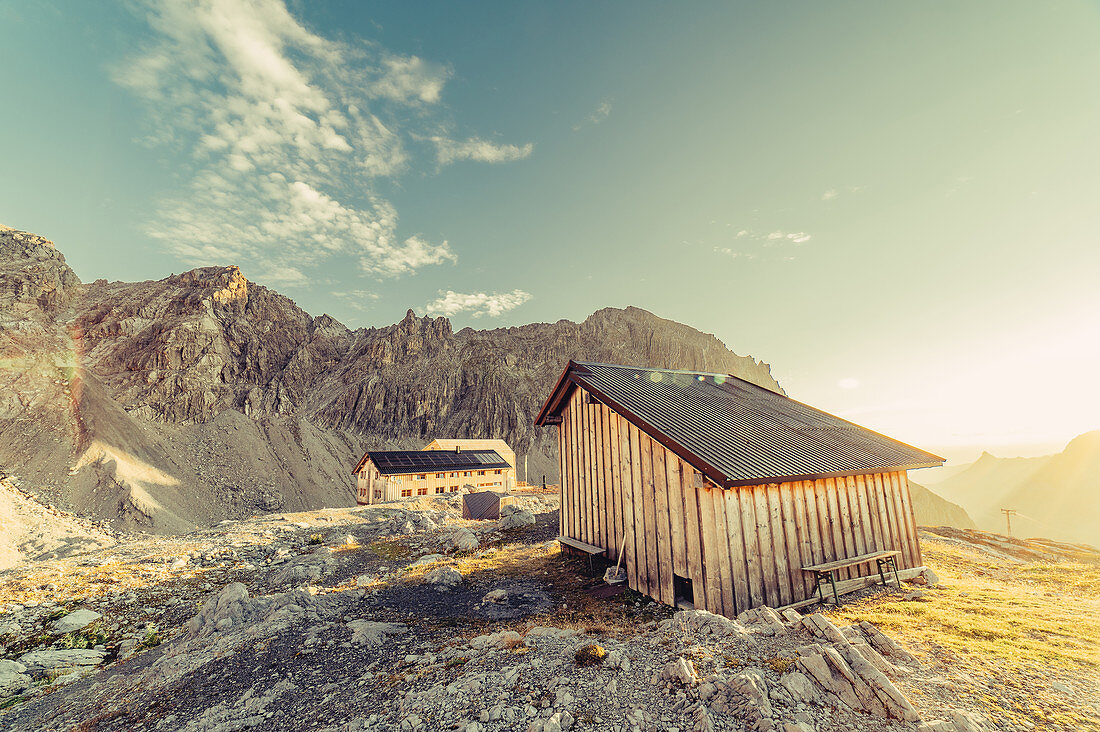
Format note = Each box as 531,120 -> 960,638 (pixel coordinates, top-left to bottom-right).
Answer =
395,308 -> 453,338
170,265 -> 249,306
0,225 -> 62,258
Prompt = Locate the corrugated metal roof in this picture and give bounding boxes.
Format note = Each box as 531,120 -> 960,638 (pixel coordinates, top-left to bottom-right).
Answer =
365,449 -> 510,476
536,361 -> 943,486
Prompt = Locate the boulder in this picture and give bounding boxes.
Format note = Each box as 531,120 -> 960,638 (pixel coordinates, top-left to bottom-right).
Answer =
52,608 -> 102,634
18,648 -> 107,677
660,656 -> 699,686
469,630 -> 523,650
499,509 -> 536,529
0,659 -> 31,698
346,620 -> 407,647
449,528 -> 480,552
410,554 -> 445,567
481,589 -> 508,604
424,566 -> 463,589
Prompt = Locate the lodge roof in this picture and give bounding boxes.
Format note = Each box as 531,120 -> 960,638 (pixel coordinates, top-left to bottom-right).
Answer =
355,449 -> 511,476
534,361 -> 944,487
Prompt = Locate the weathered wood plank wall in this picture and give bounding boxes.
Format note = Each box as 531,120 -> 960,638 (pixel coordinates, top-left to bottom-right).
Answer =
558,385 -> 922,615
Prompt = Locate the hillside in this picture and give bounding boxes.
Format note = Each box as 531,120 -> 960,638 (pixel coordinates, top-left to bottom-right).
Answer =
1,494 -> 1096,731
932,434 -> 1100,546
0,475 -> 114,571
0,225 -> 780,533
999,431 -> 1100,547
908,482 -> 976,530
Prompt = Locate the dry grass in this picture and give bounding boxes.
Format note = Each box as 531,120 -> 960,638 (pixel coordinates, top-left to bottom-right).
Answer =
827,539 -> 1100,670
826,538 -> 1100,730
573,643 -> 606,666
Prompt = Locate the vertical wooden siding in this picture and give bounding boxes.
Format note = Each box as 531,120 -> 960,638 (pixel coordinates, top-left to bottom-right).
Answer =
557,385 -> 923,615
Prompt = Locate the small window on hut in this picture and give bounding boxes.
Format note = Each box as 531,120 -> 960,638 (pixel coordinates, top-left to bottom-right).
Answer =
673,574 -> 695,610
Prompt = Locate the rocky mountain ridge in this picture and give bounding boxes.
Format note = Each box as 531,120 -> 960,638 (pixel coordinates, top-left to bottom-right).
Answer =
0,225 -> 781,532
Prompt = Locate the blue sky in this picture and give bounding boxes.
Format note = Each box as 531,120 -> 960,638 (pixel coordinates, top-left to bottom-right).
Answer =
2,1 -> 1099,461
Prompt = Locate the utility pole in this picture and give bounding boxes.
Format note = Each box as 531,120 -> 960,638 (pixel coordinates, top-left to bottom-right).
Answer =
1001,508 -> 1017,537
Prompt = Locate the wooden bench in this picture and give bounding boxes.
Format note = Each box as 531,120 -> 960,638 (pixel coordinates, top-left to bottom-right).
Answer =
557,536 -> 605,571
802,550 -> 902,605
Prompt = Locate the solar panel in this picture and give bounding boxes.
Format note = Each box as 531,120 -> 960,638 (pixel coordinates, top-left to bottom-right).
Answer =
367,449 -> 511,475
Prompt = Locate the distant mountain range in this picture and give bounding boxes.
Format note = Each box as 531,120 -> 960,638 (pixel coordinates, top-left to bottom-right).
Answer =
907,482 -> 976,530
922,432 -> 1100,547
0,225 -> 780,532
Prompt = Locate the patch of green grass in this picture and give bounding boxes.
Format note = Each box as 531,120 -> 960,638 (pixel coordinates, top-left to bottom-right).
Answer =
308,533 -> 325,545
0,695 -> 28,711
766,657 -> 794,673
367,540 -> 413,561
57,621 -> 108,650
136,625 -> 161,651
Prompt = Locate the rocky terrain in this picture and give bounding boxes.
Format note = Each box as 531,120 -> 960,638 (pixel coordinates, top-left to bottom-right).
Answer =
0,224 -> 780,533
0,475 -> 115,570
4,487 -> 1096,732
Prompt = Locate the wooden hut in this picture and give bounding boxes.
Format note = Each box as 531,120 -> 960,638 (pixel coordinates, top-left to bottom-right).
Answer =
534,361 -> 944,615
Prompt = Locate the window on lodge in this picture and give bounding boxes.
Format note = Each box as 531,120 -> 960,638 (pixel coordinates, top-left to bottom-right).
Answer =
373,490 -> 381,498
400,488 -> 412,497
493,469 -> 502,474
435,486 -> 445,494
449,486 -> 459,492
477,470 -> 486,476
417,487 -> 429,496
415,474 -> 426,480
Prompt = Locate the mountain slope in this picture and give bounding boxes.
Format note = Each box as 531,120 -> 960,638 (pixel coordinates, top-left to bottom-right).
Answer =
908,481 -> 976,529
0,225 -> 781,532
998,431 -> 1100,547
929,452 -> 1051,526
932,434 -> 1100,546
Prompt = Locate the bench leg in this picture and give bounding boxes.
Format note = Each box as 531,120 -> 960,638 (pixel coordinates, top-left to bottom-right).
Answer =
828,570 -> 841,605
890,557 -> 901,587
877,559 -> 888,587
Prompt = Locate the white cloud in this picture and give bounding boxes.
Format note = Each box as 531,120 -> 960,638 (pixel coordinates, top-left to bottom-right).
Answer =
713,247 -> 755,260
431,136 -> 534,166
332,289 -> 381,310
821,185 -> 865,201
368,55 -> 450,103
713,230 -> 811,261
838,377 -> 861,390
573,100 -> 612,131
424,289 -> 532,318
256,264 -> 309,286
115,0 -> 526,282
